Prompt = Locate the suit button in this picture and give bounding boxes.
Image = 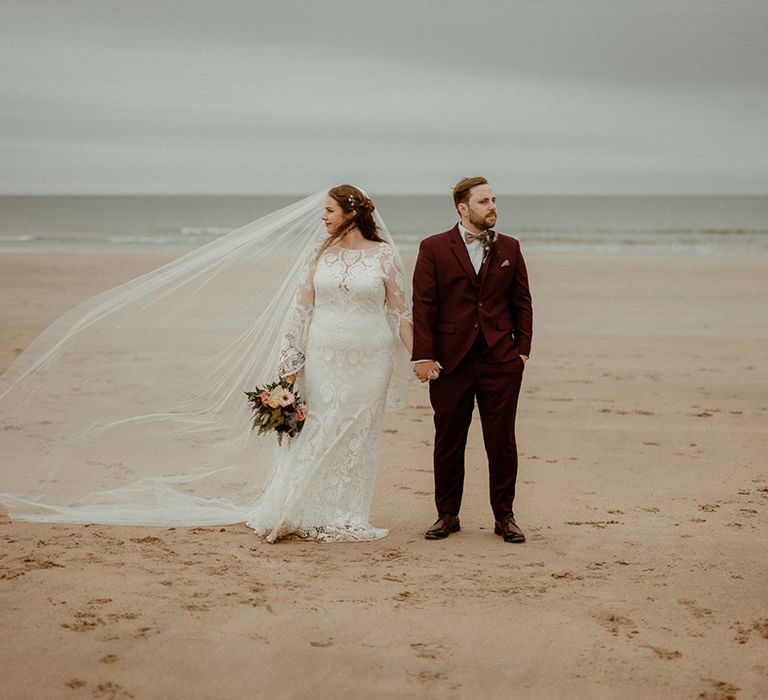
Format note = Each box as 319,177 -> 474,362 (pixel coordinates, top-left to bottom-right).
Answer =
473,323 -> 479,328
478,302 -> 483,307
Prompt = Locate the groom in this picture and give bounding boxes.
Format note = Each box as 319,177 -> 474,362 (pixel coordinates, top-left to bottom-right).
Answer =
412,177 -> 533,542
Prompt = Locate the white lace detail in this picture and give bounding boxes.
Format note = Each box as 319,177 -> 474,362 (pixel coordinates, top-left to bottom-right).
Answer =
247,242 -> 411,542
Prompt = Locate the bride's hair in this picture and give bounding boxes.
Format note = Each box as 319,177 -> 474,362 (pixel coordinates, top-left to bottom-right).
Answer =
318,184 -> 383,257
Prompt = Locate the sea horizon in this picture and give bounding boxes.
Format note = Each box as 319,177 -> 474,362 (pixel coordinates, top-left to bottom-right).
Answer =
1,194 -> 767,256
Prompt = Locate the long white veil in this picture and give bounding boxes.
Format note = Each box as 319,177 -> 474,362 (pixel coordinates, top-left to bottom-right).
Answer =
0,190 -> 410,525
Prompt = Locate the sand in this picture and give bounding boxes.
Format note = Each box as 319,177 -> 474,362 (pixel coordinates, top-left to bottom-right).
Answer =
1,250 -> 767,699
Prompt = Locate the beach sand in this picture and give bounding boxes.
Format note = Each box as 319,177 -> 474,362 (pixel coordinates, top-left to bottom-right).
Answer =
1,251 -> 767,699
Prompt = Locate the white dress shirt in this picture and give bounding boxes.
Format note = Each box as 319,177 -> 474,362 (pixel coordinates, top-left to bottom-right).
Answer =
458,222 -> 484,274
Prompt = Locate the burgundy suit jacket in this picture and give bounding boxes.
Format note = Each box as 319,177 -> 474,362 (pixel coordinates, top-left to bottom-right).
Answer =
411,225 -> 533,374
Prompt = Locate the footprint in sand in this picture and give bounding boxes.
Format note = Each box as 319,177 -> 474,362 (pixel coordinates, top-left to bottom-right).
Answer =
407,670 -> 449,684
678,599 -> 714,620
393,590 -> 417,608
731,618 -> 768,644
551,570 -> 584,581
132,626 -> 161,639
310,639 -> 334,648
92,681 -> 135,699
61,611 -> 105,633
410,642 -> 448,660
698,678 -> 740,700
2,557 -> 65,580
182,603 -> 209,613
596,612 -> 639,639
642,645 -> 682,660
105,612 -> 139,622
377,548 -> 405,561
566,520 -> 622,529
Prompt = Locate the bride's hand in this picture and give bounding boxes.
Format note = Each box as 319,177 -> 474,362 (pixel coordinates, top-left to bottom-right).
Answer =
283,374 -> 297,384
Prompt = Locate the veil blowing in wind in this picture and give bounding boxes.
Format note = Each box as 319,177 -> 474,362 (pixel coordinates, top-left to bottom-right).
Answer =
0,190 -> 410,527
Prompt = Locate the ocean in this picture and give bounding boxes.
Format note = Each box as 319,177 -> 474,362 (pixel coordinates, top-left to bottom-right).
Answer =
1,195 -> 767,256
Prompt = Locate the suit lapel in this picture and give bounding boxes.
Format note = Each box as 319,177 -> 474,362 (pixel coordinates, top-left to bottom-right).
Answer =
448,225 -> 478,285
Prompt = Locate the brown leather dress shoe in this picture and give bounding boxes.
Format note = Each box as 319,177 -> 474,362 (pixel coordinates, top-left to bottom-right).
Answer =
425,514 -> 460,540
494,513 -> 526,543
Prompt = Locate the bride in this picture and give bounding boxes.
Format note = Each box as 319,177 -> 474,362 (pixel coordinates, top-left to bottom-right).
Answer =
0,185 -> 412,542
247,185 -> 413,541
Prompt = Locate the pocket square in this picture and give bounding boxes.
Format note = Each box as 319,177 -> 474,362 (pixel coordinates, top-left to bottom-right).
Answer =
500,259 -> 510,267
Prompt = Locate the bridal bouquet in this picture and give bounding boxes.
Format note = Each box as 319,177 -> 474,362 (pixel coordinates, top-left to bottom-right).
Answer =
245,379 -> 308,445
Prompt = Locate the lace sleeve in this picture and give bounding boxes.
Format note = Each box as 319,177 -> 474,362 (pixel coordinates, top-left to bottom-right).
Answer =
381,244 -> 413,353
278,246 -> 318,376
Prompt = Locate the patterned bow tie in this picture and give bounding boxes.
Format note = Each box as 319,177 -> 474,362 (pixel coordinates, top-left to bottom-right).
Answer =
464,230 -> 491,245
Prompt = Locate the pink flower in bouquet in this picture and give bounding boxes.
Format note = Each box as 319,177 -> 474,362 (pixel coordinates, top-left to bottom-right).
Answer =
296,403 -> 308,422
260,390 -> 270,406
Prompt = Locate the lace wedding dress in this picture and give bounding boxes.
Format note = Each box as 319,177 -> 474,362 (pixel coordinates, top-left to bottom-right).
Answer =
246,242 -> 411,543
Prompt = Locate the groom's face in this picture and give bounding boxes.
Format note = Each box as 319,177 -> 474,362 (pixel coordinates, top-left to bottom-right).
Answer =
462,184 -> 497,231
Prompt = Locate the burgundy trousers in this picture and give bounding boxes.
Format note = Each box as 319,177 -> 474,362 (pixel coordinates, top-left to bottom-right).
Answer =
428,342 -> 524,520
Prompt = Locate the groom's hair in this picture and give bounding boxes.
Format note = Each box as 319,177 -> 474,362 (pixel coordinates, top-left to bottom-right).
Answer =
452,176 -> 488,211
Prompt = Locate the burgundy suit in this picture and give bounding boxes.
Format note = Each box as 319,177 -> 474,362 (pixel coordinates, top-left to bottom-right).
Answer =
412,225 -> 533,519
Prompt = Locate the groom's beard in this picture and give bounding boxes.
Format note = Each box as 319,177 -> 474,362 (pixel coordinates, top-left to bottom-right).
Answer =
469,210 -> 497,231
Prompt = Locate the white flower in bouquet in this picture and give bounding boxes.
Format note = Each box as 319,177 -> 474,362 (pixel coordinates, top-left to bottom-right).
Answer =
269,385 -> 294,408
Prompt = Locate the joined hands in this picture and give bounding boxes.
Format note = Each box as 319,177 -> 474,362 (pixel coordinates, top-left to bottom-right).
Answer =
413,361 -> 441,383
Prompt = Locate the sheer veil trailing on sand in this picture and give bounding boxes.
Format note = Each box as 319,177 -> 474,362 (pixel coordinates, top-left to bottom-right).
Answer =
0,191 -> 410,525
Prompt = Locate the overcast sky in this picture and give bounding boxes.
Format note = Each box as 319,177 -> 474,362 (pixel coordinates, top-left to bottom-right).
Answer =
1,1 -> 766,195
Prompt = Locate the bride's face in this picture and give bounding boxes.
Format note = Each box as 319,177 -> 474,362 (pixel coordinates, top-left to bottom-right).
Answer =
322,196 -> 352,236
